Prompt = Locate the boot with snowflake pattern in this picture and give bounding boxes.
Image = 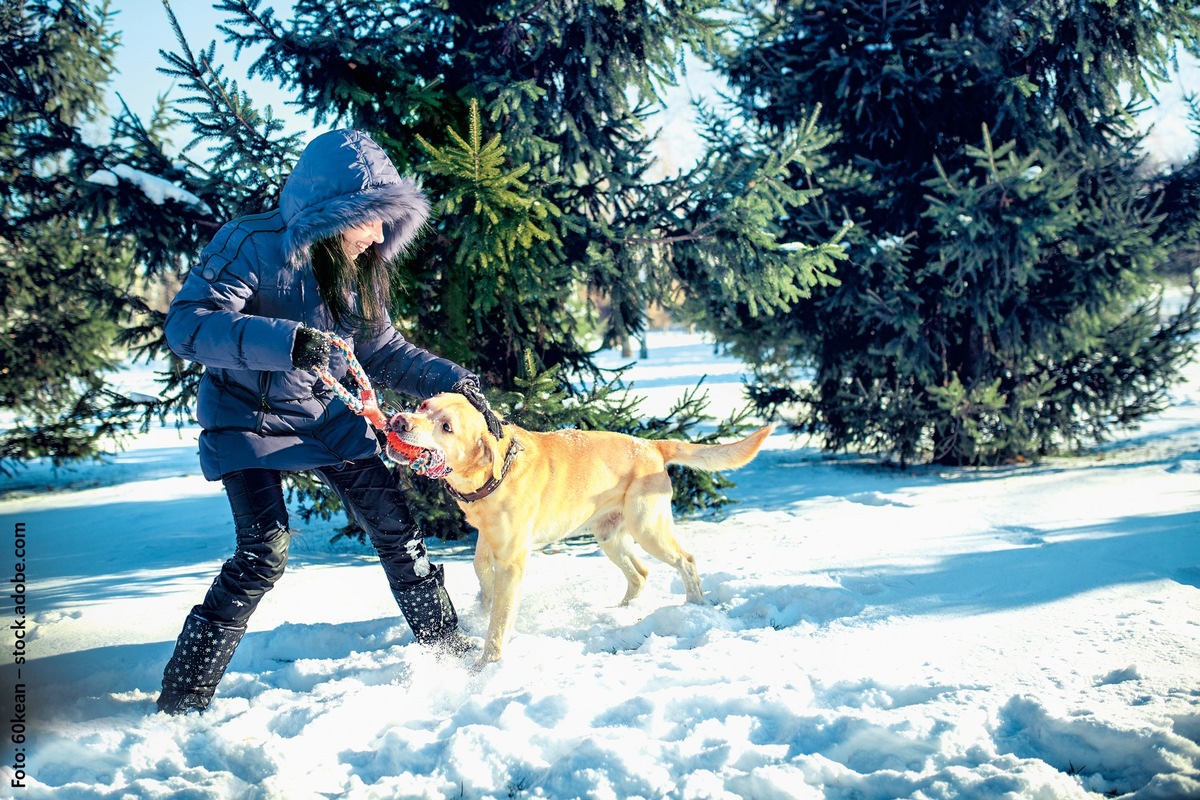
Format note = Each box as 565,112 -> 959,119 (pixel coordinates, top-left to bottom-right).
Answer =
156,611 -> 246,715
393,564 -> 475,658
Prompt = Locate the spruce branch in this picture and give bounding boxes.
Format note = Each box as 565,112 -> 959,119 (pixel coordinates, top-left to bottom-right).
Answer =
158,1 -> 293,149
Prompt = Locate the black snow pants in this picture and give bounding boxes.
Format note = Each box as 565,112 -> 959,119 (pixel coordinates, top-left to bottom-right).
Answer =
198,456 -> 433,627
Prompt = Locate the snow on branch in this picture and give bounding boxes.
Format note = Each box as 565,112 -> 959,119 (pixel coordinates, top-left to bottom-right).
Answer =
86,164 -> 213,215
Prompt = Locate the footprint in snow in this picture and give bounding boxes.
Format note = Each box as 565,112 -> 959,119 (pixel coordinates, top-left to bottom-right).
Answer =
846,491 -> 912,507
996,525 -> 1046,546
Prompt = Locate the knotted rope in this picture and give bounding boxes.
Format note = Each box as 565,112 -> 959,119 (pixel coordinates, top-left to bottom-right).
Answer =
311,335 -> 452,478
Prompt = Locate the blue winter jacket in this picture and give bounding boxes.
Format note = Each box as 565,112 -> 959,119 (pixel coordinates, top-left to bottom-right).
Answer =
165,129 -> 472,481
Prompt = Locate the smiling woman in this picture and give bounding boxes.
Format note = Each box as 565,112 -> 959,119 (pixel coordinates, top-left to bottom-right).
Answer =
342,219 -> 385,257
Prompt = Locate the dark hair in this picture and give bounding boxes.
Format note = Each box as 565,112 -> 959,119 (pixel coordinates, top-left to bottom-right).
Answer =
310,235 -> 393,329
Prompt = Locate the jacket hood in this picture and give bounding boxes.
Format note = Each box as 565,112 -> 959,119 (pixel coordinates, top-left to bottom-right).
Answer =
279,129 -> 429,267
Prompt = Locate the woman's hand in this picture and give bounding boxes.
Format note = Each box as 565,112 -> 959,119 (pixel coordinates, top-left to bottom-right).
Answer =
292,326 -> 333,371
452,378 -> 504,439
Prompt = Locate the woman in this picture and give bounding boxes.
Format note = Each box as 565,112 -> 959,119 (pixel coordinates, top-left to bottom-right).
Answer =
157,129 -> 500,715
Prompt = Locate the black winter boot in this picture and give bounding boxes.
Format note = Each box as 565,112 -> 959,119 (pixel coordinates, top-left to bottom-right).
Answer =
156,612 -> 246,715
394,564 -> 475,658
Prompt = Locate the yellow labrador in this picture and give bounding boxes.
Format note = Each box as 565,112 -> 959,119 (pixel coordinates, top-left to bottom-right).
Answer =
387,393 -> 773,666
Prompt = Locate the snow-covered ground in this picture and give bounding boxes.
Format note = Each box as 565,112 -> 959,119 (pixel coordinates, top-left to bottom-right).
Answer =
1,329 -> 1198,799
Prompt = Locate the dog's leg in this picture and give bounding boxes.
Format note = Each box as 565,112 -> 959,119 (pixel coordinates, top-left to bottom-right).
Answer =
473,537 -> 495,611
597,529 -> 650,606
627,478 -> 707,605
638,527 -> 705,604
475,536 -> 530,666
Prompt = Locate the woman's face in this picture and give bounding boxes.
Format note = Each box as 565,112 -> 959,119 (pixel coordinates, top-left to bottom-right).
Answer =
342,220 -> 385,257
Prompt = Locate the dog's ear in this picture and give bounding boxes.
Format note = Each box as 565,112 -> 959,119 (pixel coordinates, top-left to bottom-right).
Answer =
482,434 -> 505,482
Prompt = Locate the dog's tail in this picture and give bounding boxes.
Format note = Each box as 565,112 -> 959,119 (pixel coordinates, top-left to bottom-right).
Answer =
656,424 -> 774,472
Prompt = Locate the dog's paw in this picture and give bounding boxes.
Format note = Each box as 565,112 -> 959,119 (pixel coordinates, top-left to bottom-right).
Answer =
468,649 -> 502,673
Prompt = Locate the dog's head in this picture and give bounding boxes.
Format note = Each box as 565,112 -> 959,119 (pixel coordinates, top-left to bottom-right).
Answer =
386,393 -> 506,483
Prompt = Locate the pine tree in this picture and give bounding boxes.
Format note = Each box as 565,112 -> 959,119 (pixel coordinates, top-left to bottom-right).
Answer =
708,0 -> 1200,466
0,0 -> 146,471
0,0 -> 307,475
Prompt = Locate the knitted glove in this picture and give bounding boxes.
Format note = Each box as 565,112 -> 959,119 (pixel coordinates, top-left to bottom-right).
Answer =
292,326 -> 333,371
452,378 -> 503,440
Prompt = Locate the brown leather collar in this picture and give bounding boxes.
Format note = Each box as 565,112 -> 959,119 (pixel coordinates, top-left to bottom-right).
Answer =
444,438 -> 523,503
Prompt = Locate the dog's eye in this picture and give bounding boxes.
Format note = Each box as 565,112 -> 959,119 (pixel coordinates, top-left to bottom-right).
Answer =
442,422 -> 453,434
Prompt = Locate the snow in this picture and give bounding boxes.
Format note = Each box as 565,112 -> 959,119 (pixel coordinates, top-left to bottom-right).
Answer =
2,330 -> 1199,799
86,164 -> 213,215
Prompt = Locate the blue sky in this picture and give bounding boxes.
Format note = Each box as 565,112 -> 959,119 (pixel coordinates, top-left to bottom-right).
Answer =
106,1 -> 311,139
106,1 -> 1197,165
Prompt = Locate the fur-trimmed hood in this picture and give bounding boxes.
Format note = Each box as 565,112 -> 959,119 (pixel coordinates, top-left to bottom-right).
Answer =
279,129 -> 429,267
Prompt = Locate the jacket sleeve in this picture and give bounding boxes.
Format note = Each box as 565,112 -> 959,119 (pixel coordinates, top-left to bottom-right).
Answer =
358,321 -> 474,400
164,236 -> 299,372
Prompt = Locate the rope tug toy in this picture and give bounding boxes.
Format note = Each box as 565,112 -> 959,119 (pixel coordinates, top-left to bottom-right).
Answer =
311,335 -> 452,479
